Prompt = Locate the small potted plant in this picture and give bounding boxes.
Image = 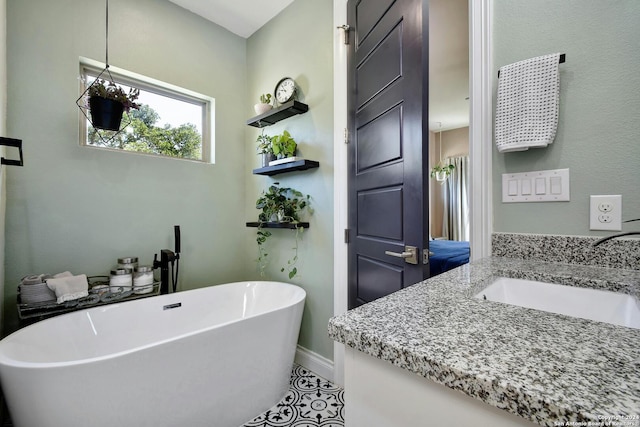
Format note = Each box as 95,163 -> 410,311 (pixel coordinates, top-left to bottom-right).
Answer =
256,130 -> 275,167
271,130 -> 297,160
254,93 -> 273,115
87,79 -> 140,131
430,163 -> 455,183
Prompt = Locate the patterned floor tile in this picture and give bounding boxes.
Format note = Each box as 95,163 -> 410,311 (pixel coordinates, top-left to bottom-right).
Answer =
242,364 -> 344,427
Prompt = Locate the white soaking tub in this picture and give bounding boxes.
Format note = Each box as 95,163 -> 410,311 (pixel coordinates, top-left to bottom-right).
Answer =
0,281 -> 306,427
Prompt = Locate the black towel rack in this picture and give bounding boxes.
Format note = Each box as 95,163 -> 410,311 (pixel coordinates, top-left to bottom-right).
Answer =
0,137 -> 23,167
498,54 -> 566,78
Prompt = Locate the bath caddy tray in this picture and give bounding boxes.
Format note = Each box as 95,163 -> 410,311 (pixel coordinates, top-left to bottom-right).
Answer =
17,276 -> 161,321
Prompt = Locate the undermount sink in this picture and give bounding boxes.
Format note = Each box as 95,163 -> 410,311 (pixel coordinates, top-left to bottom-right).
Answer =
475,277 -> 640,329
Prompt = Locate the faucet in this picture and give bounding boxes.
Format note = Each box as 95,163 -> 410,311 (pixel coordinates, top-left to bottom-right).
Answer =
153,225 -> 181,294
593,218 -> 640,247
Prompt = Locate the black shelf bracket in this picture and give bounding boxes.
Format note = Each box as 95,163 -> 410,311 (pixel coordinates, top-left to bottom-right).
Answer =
0,137 -> 24,167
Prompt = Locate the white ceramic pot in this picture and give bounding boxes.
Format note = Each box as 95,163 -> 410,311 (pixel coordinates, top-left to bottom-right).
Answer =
254,103 -> 273,115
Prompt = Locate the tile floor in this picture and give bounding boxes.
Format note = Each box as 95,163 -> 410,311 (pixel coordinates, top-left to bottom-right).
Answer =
1,364 -> 345,427
242,364 -> 345,427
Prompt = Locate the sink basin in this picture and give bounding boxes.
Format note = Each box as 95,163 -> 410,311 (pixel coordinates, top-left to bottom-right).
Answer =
475,277 -> 640,329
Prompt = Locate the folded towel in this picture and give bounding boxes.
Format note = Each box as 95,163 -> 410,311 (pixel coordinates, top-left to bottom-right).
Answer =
495,53 -> 561,153
46,274 -> 89,304
21,274 -> 44,285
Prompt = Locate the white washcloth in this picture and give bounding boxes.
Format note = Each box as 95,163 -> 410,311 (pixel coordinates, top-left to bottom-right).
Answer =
495,53 -> 561,153
46,273 -> 89,303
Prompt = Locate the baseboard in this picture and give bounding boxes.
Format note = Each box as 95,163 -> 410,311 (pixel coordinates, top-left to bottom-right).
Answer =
295,345 -> 334,382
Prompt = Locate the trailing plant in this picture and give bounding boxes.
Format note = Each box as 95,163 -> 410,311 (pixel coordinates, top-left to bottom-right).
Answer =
87,78 -> 140,113
259,93 -> 272,104
429,163 -> 455,179
255,183 -> 312,279
271,130 -> 297,158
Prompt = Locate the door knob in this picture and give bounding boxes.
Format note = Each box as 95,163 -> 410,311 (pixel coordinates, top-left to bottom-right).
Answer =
384,246 -> 418,264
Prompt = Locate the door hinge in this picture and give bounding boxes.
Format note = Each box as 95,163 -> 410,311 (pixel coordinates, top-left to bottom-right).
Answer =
337,24 -> 350,45
344,128 -> 349,144
344,229 -> 350,244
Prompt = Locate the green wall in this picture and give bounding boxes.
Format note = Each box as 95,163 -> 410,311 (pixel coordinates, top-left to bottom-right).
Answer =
492,1 -> 640,235
245,0 -> 334,360
4,0 -> 248,333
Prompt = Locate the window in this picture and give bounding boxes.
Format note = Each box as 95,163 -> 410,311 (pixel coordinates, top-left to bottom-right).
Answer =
79,60 -> 214,162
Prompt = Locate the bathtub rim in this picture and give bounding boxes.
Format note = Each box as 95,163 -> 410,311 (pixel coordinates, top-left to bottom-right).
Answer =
0,281 -> 306,369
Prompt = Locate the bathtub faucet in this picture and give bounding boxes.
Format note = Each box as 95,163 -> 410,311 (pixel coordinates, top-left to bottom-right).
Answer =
154,225 -> 182,295
154,249 -> 178,295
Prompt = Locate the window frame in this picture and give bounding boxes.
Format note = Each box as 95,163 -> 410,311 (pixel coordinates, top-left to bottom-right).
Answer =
79,58 -> 214,163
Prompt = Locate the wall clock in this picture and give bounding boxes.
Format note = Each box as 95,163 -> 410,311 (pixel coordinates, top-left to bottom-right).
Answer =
274,77 -> 297,104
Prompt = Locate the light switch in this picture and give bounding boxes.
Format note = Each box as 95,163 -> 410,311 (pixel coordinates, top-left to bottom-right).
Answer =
550,176 -> 562,195
502,169 -> 570,203
535,178 -> 546,195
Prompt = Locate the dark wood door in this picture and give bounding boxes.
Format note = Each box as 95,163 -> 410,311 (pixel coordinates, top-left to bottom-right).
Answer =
347,0 -> 429,308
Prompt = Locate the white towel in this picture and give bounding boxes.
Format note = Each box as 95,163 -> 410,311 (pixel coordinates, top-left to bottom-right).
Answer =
46,273 -> 89,303
495,53 -> 561,153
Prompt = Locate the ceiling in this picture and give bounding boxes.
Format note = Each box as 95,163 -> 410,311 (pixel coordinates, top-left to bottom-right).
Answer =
168,0 -> 469,131
168,0 -> 294,39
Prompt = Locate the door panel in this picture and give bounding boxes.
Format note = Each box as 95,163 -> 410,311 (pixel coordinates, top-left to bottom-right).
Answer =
348,0 -> 429,309
356,105 -> 403,172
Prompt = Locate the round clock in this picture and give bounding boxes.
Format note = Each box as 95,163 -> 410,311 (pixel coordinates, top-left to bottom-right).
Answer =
274,77 -> 297,104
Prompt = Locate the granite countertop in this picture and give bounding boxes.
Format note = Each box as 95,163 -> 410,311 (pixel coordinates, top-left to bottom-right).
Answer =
328,257 -> 640,426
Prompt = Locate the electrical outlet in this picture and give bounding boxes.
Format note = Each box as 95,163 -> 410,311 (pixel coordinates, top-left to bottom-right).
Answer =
590,195 -> 622,231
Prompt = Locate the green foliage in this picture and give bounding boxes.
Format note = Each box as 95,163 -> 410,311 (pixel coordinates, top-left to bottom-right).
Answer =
256,130 -> 273,155
271,130 -> 297,158
255,183 -> 311,223
88,104 -> 202,160
429,163 -> 455,178
87,78 -> 140,112
259,93 -> 272,104
255,183 -> 312,279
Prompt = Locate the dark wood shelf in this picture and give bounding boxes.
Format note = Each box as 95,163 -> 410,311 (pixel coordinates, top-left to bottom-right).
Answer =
247,100 -> 309,128
253,159 -> 320,176
246,221 -> 310,229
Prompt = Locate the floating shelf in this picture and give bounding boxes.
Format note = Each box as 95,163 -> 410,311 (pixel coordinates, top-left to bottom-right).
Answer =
247,100 -> 309,128
253,159 -> 320,176
246,221 -> 310,229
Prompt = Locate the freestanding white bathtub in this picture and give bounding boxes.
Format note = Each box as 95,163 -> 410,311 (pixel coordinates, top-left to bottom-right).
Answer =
0,281 -> 306,427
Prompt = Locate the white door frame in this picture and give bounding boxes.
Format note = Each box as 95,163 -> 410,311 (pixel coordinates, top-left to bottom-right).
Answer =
332,0 -> 492,387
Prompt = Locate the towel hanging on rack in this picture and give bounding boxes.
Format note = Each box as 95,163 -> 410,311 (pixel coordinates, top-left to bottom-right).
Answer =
495,53 -> 563,153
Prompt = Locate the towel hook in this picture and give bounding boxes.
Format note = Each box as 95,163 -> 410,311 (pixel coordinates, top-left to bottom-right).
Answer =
0,137 -> 24,167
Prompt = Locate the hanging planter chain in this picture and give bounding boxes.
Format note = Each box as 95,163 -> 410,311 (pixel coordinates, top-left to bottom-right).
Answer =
75,0 -> 133,146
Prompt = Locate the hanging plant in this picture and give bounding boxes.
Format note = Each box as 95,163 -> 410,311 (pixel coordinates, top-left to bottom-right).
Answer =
430,163 -> 455,183
255,183 -> 312,279
86,79 -> 140,131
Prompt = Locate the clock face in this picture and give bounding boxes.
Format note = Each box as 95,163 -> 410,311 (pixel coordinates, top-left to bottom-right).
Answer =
275,78 -> 296,104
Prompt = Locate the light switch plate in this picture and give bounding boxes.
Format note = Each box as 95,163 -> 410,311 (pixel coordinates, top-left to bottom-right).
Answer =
589,195 -> 622,231
502,169 -> 570,203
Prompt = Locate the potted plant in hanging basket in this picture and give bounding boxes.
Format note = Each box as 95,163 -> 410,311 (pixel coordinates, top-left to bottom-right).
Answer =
430,163 -> 455,183
256,131 -> 275,167
87,79 -> 140,131
254,93 -> 273,115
